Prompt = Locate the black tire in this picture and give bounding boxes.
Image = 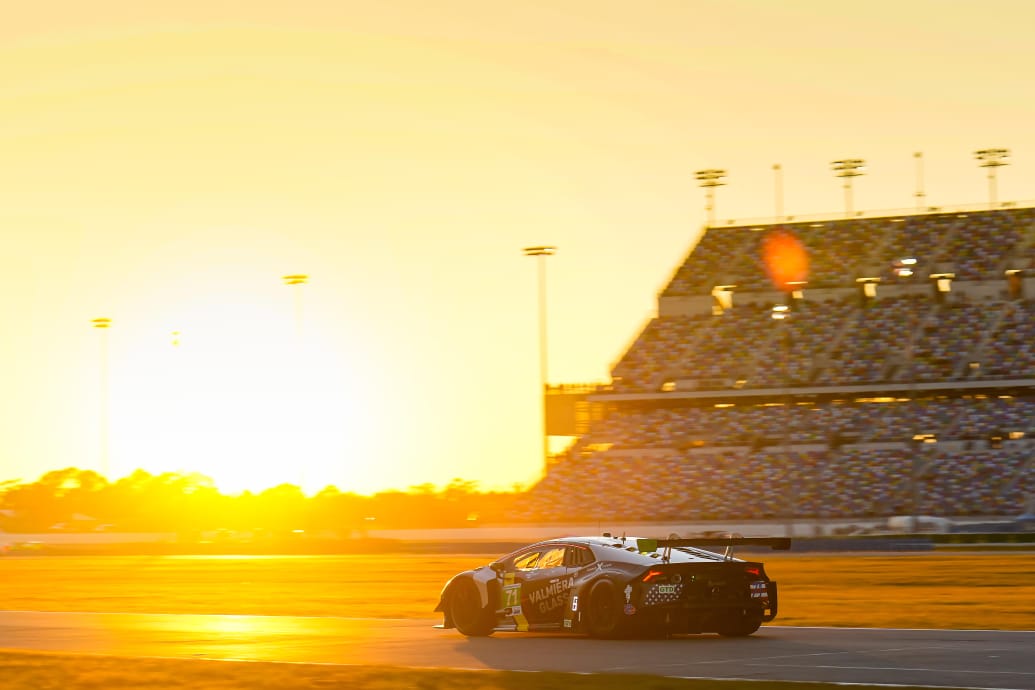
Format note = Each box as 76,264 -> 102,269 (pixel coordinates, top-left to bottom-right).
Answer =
717,609 -> 763,637
584,579 -> 625,639
448,578 -> 495,637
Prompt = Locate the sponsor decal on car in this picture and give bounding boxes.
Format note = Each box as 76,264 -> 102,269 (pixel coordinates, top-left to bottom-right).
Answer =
501,572 -> 529,630
645,582 -> 684,606
529,577 -> 575,615
502,583 -> 521,608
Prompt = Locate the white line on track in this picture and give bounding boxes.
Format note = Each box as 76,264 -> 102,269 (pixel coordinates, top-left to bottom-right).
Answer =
753,663 -> 1035,677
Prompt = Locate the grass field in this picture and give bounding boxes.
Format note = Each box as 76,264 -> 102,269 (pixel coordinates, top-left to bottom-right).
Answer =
1,551 -> 1033,630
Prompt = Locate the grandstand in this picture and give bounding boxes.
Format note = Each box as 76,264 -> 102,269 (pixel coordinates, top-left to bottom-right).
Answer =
523,204 -> 1035,527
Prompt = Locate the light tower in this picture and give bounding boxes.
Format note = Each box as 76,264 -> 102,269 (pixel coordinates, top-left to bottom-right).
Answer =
974,148 -> 1010,208
830,159 -> 866,217
91,317 -> 113,479
523,246 -> 556,475
694,169 -> 727,227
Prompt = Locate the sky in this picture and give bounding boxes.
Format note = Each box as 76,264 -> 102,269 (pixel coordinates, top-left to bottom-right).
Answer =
2,1 -> 1035,495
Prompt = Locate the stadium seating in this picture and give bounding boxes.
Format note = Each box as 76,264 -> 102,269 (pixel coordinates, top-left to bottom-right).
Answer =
521,205 -> 1035,524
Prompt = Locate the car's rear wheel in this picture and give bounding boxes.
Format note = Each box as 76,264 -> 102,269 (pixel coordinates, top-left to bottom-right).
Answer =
717,609 -> 763,637
448,579 -> 495,637
584,579 -> 625,638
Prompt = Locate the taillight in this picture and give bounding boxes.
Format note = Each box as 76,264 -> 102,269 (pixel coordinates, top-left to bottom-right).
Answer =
642,569 -> 664,582
745,566 -> 761,577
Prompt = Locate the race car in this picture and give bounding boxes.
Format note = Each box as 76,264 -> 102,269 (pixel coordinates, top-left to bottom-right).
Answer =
435,534 -> 789,638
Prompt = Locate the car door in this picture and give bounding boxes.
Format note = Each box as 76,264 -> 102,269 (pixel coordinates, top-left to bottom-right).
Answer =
496,547 -> 542,626
518,545 -> 575,625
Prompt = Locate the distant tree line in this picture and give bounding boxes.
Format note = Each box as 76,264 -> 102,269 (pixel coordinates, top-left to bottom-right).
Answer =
0,468 -> 521,534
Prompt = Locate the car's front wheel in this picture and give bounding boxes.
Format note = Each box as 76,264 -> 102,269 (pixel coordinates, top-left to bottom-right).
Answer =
448,578 -> 495,637
584,579 -> 626,638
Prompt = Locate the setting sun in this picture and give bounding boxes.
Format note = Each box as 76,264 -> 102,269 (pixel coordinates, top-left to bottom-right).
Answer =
95,267 -> 379,496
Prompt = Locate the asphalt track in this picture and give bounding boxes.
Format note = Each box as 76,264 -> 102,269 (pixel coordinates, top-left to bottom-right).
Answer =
1,611 -> 1033,689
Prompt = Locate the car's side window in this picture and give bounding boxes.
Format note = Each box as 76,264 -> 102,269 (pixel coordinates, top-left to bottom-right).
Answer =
537,546 -> 566,569
565,545 -> 595,568
512,550 -> 541,571
510,545 -> 591,571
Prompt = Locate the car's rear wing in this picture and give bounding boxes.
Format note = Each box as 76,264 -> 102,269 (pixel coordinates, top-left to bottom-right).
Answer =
637,536 -> 791,560
656,537 -> 792,550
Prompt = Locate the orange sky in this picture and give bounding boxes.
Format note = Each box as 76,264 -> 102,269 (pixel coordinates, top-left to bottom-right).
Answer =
2,1 -> 1035,495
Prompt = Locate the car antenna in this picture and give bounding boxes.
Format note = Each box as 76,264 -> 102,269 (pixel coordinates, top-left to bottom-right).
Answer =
663,532 -> 678,563
724,532 -> 743,561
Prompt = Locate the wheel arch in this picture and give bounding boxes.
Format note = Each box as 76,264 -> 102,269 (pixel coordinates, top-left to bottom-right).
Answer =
565,574 -> 617,633
436,567 -> 498,622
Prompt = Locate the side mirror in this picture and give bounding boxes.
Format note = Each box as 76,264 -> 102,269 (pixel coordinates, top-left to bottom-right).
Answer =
490,562 -> 505,574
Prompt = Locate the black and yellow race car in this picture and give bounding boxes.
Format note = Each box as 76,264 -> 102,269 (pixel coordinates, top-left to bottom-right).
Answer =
435,534 -> 789,638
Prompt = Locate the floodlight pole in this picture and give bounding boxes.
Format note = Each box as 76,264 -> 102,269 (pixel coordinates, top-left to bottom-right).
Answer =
694,169 -> 727,227
771,305 -> 794,538
92,318 -> 113,480
914,152 -> 926,211
831,159 -> 866,218
894,257 -> 923,532
908,271 -> 919,533
974,148 -> 1010,209
523,246 -> 556,475
773,164 -> 784,220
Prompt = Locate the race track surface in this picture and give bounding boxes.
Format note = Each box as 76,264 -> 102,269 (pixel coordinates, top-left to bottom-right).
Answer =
1,611 -> 1032,689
